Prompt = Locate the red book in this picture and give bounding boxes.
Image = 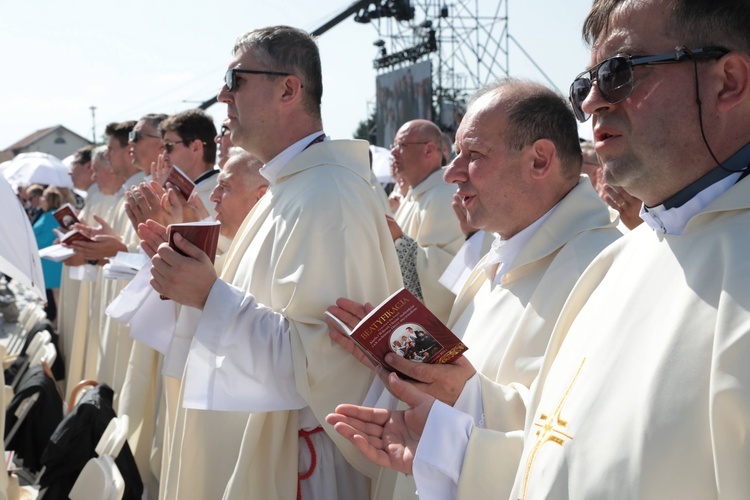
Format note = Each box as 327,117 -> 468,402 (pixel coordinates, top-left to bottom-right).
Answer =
160,221 -> 221,300
53,203 -> 80,231
60,228 -> 93,244
167,221 -> 221,262
164,164 -> 195,199
326,288 -> 468,376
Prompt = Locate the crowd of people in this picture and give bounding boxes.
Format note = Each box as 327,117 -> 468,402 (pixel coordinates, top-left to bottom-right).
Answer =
4,0 -> 750,498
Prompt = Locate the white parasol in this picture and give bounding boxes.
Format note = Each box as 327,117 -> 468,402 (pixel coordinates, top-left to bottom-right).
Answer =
0,175 -> 46,299
369,145 -> 394,185
2,152 -> 74,189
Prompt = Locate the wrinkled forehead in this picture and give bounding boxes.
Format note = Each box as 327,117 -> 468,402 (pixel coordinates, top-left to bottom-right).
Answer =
588,0 -> 677,65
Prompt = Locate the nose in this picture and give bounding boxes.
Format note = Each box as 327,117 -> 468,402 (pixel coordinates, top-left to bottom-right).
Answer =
581,80 -> 611,118
217,84 -> 232,104
443,155 -> 466,184
209,185 -> 221,203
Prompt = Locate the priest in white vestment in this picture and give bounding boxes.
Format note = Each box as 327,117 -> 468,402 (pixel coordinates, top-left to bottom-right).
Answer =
390,120 -> 465,322
327,1 -> 750,498
58,145 -> 98,365
65,120 -> 140,393
148,27 -> 403,500
156,149 -> 268,500
62,145 -> 125,394
115,108 -> 222,496
331,81 -> 622,500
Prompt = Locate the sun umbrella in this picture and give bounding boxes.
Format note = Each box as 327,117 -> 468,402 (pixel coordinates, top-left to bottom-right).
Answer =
369,145 -> 394,184
2,152 -> 73,189
0,175 -> 46,299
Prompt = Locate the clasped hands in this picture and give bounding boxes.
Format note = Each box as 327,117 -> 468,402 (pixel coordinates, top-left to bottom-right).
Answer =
125,155 -> 209,231
324,298 -> 475,474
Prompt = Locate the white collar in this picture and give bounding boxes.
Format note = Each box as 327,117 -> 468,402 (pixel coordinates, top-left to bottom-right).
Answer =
640,172 -> 741,235
260,131 -> 326,185
481,202 -> 558,285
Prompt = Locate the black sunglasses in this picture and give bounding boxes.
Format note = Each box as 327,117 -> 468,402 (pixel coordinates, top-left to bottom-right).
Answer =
164,139 -> 206,154
224,68 -> 292,91
569,46 -> 729,122
128,130 -> 161,143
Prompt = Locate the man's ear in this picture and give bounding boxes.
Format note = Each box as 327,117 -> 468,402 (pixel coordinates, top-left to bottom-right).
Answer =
528,139 -> 556,180
255,184 -> 269,203
715,52 -> 750,114
279,75 -> 304,104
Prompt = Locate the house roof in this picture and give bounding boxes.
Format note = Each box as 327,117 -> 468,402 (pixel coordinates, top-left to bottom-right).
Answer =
2,125 -> 92,154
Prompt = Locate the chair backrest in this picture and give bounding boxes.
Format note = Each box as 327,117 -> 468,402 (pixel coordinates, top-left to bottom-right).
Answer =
95,415 -> 129,458
26,330 -> 50,361
68,454 -> 124,500
69,415 -> 128,500
10,330 -> 51,391
30,342 -> 55,368
66,380 -> 98,414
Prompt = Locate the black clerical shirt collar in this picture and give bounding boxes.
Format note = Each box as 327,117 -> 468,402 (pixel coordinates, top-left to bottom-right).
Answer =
640,142 -> 750,234
661,141 -> 750,209
194,168 -> 219,185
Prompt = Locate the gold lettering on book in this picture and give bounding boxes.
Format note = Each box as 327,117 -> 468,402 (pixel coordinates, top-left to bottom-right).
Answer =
436,345 -> 465,363
358,296 -> 410,341
521,358 -> 585,500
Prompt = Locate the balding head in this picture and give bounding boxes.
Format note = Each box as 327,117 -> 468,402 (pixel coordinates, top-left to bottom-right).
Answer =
210,148 -> 269,238
445,78 -> 583,238
390,119 -> 445,188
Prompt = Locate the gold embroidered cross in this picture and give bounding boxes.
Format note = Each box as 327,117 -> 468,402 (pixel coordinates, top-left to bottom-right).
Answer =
520,358 -> 586,500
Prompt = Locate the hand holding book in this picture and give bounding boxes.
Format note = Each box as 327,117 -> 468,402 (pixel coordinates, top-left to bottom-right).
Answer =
151,221 -> 220,307
326,288 -> 474,405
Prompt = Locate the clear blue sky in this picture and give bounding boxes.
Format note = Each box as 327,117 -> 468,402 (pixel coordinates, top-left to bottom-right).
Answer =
0,0 -> 595,149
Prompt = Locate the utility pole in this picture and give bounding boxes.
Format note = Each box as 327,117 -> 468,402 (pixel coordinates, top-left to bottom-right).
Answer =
89,105 -> 97,143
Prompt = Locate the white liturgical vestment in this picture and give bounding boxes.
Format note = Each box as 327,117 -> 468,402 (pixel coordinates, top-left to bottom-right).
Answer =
58,184 -> 108,371
444,165 -> 750,499
182,138 -> 403,500
386,179 -> 621,500
395,168 -> 464,322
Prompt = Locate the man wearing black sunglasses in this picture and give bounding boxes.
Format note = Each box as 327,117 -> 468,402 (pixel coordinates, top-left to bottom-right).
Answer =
157,109 -> 219,216
128,113 -> 168,177
150,25 -> 402,500
324,0 -> 750,498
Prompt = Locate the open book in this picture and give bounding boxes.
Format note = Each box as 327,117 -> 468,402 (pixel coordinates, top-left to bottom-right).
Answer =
326,288 -> 468,376
40,228 -> 93,262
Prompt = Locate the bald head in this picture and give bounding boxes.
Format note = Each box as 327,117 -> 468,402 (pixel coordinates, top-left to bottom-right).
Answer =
445,79 -> 583,238
390,119 -> 445,188
210,148 -> 269,239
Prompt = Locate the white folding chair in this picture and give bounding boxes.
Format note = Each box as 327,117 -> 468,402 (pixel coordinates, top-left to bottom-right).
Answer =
10,330 -> 51,391
68,415 -> 129,500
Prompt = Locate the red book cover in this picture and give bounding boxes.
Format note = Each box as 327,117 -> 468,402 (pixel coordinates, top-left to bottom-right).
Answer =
164,164 -> 195,199
327,288 -> 468,376
167,221 -> 221,263
161,221 -> 221,300
60,228 -> 93,244
53,203 -> 80,231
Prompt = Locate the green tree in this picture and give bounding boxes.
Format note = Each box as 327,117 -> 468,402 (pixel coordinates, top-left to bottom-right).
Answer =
353,109 -> 377,145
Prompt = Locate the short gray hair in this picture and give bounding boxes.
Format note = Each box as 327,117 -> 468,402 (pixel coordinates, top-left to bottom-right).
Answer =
234,26 -> 322,119
92,145 -> 110,165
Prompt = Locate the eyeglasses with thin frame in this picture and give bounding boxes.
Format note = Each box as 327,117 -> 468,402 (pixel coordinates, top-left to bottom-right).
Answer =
128,130 -> 162,143
390,141 -> 429,151
224,68 -> 293,91
569,46 -> 729,123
